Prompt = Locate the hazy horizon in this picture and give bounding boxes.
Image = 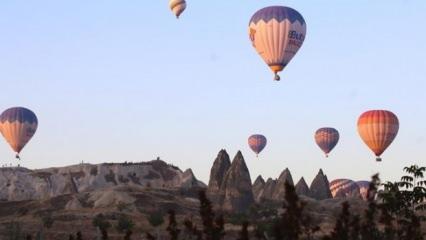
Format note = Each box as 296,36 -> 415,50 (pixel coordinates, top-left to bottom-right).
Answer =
0,1 -> 425,185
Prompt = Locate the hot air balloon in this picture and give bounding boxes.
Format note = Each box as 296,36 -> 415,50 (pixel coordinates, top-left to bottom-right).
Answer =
169,0 -> 186,19
249,6 -> 306,81
0,107 -> 38,160
356,181 -> 371,200
248,134 -> 267,157
315,127 -> 339,157
330,179 -> 360,198
357,110 -> 399,162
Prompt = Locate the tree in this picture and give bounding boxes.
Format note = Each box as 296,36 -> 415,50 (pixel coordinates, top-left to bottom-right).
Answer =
116,215 -> 134,240
273,182 -> 319,240
399,165 -> 426,211
148,212 -> 164,228
76,231 -> 83,240
198,190 -> 225,240
166,210 -> 181,240
41,214 -> 54,229
148,211 -> 164,239
237,221 -> 249,240
326,201 -> 351,240
360,174 -> 382,240
92,214 -> 111,240
6,221 -> 22,240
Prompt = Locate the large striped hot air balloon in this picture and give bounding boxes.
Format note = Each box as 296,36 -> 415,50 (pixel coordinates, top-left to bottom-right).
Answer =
248,134 -> 267,157
357,110 -> 399,162
169,0 -> 186,19
330,179 -> 360,198
249,6 -> 306,81
0,107 -> 38,159
315,127 -> 339,157
356,181 -> 371,200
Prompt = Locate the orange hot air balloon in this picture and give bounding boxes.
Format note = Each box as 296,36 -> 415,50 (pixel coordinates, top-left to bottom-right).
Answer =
0,107 -> 38,160
357,110 -> 399,162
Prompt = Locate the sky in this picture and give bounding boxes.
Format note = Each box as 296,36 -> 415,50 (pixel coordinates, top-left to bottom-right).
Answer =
0,1 -> 425,185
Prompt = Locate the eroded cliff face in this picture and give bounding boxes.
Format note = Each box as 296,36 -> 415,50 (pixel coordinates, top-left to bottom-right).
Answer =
207,149 -> 231,203
309,169 -> 333,200
221,151 -> 254,213
0,159 -> 205,201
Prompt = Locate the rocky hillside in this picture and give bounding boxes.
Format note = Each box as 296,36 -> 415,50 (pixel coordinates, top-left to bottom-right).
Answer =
0,159 -> 205,201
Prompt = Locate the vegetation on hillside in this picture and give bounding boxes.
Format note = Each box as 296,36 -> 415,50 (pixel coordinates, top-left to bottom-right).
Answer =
5,165 -> 425,240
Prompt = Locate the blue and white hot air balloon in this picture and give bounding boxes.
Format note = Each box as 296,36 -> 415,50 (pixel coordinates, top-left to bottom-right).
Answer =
249,6 -> 306,81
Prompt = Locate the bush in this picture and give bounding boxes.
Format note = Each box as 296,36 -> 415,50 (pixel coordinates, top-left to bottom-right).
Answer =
148,211 -> 164,227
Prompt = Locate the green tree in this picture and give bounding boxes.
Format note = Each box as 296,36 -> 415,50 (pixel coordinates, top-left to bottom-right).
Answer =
399,165 -> 426,211
92,214 -> 111,240
148,211 -> 164,239
116,215 -> 134,240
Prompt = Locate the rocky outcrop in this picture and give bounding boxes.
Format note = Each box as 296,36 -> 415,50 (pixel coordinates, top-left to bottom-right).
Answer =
260,178 -> 277,201
309,169 -> 332,200
207,149 -> 231,203
272,168 -> 294,201
295,177 -> 310,197
252,175 -> 265,203
181,169 -> 206,189
0,159 -> 205,201
221,151 -> 254,213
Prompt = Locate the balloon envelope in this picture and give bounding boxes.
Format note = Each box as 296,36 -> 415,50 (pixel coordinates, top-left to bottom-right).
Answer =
356,181 -> 371,200
315,127 -> 339,157
249,6 -> 306,80
169,0 -> 186,18
330,179 -> 360,198
248,134 -> 267,156
0,107 -> 38,157
357,110 -> 399,161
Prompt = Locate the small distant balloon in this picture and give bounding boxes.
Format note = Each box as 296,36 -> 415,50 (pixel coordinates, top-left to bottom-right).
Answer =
169,0 -> 186,19
0,107 -> 38,160
249,6 -> 306,81
248,134 -> 267,157
315,127 -> 339,157
357,110 -> 399,162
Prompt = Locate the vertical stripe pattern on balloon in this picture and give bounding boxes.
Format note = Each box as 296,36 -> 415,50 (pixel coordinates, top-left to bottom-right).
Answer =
357,110 -> 399,158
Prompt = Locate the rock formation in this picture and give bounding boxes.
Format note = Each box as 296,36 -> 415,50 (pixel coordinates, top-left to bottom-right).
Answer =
206,149 -> 231,203
221,151 -> 254,213
309,169 -> 332,200
272,168 -> 294,201
181,168 -> 206,189
0,159 -> 205,201
252,175 -> 265,203
260,178 -> 277,202
295,177 -> 310,197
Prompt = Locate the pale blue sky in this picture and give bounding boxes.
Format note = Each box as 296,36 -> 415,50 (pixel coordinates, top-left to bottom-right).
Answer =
0,1 -> 425,184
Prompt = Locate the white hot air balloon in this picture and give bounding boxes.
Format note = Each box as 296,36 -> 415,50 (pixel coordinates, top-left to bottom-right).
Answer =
249,6 -> 307,81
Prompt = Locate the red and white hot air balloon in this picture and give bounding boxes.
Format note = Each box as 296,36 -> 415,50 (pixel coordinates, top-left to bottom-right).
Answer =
357,110 -> 399,162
